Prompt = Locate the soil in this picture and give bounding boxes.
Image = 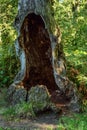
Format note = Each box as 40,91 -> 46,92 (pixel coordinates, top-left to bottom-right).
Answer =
0,88 -> 60,130
0,112 -> 59,130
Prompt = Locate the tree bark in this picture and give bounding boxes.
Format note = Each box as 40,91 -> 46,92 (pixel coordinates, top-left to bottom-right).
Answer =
14,0 -> 65,92
8,0 -> 80,112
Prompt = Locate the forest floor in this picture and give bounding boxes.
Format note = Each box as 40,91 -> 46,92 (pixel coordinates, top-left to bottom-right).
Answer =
0,112 -> 58,130
0,88 -> 87,130
0,88 -> 59,130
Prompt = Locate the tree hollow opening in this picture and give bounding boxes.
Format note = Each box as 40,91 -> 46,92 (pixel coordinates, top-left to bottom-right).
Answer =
20,13 -> 58,93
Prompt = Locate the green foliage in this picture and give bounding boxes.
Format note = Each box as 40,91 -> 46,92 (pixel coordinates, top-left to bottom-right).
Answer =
3,106 -> 16,118
58,113 -> 87,130
0,127 -> 14,130
53,0 -> 87,109
0,0 -> 19,87
2,102 -> 35,120
15,102 -> 35,117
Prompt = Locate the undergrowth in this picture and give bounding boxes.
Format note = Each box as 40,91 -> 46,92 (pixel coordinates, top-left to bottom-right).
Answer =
2,102 -> 35,120
58,113 -> 87,130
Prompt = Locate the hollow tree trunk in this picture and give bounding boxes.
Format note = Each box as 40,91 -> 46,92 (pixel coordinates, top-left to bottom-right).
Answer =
8,0 -> 80,112
14,0 -> 66,91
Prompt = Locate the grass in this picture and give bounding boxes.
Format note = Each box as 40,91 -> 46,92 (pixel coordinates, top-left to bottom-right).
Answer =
2,105 -> 87,130
58,112 -> 87,130
0,128 -> 12,130
2,102 -> 36,120
0,104 -> 87,130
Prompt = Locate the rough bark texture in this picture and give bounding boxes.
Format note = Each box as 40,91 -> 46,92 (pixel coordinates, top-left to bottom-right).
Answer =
14,0 -> 65,93
8,0 -> 80,112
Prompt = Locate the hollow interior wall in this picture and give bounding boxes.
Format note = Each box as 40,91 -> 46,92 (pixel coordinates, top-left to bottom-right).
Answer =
19,13 -> 58,93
